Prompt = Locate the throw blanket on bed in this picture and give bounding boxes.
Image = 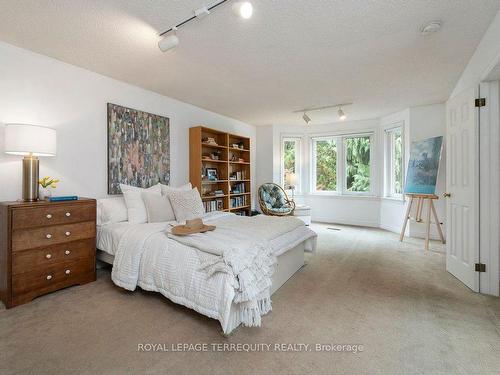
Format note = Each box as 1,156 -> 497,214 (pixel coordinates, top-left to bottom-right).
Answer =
111,223 -> 168,291
168,214 -> 304,327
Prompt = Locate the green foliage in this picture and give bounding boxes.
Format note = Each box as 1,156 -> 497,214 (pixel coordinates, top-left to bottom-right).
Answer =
283,141 -> 296,175
345,137 -> 370,192
315,140 -> 337,191
393,132 -> 403,194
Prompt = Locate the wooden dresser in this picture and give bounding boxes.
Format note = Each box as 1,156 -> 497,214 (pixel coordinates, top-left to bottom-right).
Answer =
0,198 -> 96,308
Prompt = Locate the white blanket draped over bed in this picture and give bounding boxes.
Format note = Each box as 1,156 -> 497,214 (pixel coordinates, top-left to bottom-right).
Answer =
167,214 -> 304,326
110,212 -> 316,331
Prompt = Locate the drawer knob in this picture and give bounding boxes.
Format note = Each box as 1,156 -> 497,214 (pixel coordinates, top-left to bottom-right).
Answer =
65,212 -> 71,217
65,269 -> 71,275
45,253 -> 52,259
46,275 -> 53,280
46,234 -> 52,239
46,214 -> 52,219
65,250 -> 71,255
65,231 -> 71,236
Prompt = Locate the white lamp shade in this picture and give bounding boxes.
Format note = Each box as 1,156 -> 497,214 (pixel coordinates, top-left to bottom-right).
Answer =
4,124 -> 57,156
286,172 -> 297,186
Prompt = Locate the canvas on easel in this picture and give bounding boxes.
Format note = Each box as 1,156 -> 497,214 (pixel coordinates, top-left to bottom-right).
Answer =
400,136 -> 445,250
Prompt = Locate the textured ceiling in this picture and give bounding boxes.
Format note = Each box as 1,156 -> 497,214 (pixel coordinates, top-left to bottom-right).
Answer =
0,0 -> 499,126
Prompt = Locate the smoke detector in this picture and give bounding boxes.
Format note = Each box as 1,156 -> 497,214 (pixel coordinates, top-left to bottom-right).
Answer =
421,21 -> 442,36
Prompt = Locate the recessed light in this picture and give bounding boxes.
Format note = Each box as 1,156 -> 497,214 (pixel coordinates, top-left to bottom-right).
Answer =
421,21 -> 442,36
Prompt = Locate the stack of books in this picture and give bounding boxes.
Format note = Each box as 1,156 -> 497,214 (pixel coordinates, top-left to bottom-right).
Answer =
204,199 -> 224,212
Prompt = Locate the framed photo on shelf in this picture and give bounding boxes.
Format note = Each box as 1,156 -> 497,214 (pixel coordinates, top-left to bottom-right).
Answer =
206,168 -> 218,181
217,200 -> 224,210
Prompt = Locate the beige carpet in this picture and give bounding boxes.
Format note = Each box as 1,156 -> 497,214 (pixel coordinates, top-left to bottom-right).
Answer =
1,223 -> 499,375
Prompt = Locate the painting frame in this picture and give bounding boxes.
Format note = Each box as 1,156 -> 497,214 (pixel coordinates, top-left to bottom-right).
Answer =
404,136 -> 443,195
107,103 -> 170,194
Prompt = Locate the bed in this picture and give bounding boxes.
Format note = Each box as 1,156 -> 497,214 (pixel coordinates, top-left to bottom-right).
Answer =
96,212 -> 317,334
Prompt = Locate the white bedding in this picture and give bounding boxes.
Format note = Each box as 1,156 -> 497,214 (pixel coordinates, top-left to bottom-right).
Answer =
97,212 -> 317,333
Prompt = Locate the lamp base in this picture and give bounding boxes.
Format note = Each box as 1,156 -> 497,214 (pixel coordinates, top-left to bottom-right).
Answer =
22,156 -> 39,201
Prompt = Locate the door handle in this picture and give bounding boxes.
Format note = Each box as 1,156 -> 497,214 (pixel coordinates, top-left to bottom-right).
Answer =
443,192 -> 451,198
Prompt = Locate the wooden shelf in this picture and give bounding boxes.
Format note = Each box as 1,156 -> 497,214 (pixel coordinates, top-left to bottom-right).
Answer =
202,158 -> 227,163
202,180 -> 228,184
202,195 -> 227,200
190,126 -> 252,214
228,147 -> 250,152
202,143 -> 227,149
230,205 -> 251,210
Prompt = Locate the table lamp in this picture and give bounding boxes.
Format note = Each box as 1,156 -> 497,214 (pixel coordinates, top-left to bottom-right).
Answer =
4,124 -> 57,201
286,172 -> 297,201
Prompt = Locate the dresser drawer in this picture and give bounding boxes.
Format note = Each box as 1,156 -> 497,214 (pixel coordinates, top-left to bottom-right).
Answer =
12,258 -> 94,297
12,222 -> 96,252
12,203 -> 95,230
12,239 -> 95,275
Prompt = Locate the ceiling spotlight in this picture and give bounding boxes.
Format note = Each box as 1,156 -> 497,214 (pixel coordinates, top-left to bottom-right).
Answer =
158,34 -> 179,52
338,108 -> 346,121
233,2 -> 253,19
303,113 -> 311,125
420,21 -> 442,36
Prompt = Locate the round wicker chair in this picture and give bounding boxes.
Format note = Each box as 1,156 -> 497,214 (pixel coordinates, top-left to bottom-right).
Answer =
258,183 -> 296,216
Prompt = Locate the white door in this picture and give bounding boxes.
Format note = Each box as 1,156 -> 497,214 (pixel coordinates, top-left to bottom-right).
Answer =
445,86 -> 480,292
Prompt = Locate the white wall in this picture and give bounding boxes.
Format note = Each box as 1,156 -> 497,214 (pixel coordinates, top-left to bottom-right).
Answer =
0,41 -> 256,204
255,125 -> 273,188
452,10 -> 500,97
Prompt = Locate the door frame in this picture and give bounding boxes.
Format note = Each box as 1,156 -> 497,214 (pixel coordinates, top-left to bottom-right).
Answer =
478,81 -> 500,296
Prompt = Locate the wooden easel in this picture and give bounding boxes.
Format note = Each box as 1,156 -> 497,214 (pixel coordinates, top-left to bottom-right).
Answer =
399,194 -> 445,250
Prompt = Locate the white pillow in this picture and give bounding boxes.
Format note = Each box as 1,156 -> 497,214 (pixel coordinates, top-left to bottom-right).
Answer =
168,188 -> 205,222
159,182 -> 192,196
120,184 -> 161,224
97,197 -> 128,225
142,192 -> 176,223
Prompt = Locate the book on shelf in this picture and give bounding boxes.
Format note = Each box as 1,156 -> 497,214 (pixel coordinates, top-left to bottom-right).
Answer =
229,171 -> 247,180
203,199 -> 224,212
230,195 -> 248,208
230,182 -> 246,194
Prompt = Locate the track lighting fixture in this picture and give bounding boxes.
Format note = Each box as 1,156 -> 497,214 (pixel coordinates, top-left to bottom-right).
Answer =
293,102 -> 353,124
158,1 -> 253,52
233,2 -> 253,19
338,108 -> 346,121
303,113 -> 311,125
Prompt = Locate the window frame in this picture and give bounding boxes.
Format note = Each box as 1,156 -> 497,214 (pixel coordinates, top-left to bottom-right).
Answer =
280,136 -> 302,193
311,136 -> 340,194
384,125 -> 405,199
310,131 -> 375,196
341,133 -> 374,196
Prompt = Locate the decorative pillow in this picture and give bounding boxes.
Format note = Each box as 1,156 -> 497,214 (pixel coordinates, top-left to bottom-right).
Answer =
120,184 -> 161,224
97,196 -> 128,225
168,188 -> 205,222
159,182 -> 192,197
142,192 -> 176,223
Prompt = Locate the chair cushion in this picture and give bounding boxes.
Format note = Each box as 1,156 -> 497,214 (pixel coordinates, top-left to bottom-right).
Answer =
259,183 -> 293,212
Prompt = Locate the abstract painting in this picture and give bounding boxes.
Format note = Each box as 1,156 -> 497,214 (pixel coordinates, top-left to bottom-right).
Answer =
107,103 -> 170,194
404,136 -> 443,195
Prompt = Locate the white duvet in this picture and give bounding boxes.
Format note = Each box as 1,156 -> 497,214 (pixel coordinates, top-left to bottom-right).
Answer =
109,212 -> 317,333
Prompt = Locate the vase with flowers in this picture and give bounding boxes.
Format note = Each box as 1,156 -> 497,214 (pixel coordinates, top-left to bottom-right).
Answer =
38,176 -> 59,200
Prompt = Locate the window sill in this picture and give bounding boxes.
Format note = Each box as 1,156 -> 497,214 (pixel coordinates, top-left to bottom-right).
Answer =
307,193 -> 380,201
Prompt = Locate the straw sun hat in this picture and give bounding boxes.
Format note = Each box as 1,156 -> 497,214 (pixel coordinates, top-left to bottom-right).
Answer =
171,218 -> 216,236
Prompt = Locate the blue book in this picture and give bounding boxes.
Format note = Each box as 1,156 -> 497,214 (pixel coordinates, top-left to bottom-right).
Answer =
49,196 -> 79,202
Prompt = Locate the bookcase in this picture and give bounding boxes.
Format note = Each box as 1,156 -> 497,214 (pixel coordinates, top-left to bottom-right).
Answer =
189,126 -> 251,216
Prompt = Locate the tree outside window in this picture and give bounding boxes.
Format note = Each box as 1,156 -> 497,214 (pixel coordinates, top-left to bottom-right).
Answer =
314,139 -> 337,191
345,136 -> 371,192
282,138 -> 300,191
